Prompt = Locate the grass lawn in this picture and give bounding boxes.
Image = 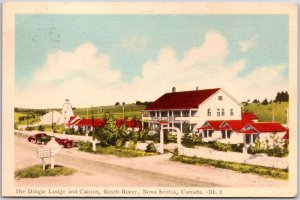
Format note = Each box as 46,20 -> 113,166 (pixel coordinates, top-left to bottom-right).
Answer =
170,155 -> 288,180
14,112 -> 41,127
15,165 -> 76,179
243,102 -> 288,124
73,104 -> 146,119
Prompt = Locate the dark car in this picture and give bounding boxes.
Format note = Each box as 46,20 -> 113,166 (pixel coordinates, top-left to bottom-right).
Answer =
28,133 -> 74,148
27,133 -> 48,143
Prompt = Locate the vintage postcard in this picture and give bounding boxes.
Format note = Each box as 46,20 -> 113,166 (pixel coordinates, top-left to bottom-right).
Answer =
2,2 -> 298,197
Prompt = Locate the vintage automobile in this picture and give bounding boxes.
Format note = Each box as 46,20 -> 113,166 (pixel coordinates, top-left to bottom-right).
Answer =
27,133 -> 48,143
28,133 -> 74,148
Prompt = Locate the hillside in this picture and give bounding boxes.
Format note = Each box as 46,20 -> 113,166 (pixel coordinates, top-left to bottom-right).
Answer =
243,102 -> 288,124
73,104 -> 146,119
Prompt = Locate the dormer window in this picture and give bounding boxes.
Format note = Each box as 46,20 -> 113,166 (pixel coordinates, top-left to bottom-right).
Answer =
218,96 -> 223,100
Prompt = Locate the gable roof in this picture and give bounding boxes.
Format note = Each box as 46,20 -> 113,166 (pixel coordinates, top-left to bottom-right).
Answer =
242,112 -> 258,121
219,120 -> 249,131
144,88 -> 220,110
242,122 -> 287,133
198,120 -> 224,131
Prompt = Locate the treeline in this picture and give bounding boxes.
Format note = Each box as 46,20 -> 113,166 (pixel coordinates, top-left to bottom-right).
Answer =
135,101 -> 153,106
251,91 -> 289,105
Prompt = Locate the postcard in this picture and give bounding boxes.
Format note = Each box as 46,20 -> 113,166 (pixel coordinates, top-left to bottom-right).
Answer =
2,2 -> 298,197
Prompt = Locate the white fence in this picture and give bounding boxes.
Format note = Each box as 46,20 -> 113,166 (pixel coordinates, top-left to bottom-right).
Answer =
181,146 -> 288,170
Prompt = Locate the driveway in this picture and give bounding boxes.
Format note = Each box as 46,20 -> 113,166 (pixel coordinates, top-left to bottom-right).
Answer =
15,135 -> 287,187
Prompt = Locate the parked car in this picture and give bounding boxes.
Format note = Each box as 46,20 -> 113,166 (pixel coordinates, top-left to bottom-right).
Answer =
27,133 -> 48,143
28,133 -> 74,148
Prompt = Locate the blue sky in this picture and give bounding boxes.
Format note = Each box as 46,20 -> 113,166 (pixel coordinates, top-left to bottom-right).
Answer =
15,14 -> 289,108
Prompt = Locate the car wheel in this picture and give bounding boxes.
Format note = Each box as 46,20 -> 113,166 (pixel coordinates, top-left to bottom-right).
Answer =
65,142 -> 72,148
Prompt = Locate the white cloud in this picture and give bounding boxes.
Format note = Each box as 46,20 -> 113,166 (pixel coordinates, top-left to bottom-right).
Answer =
120,36 -> 148,54
239,35 -> 257,52
15,31 -> 287,108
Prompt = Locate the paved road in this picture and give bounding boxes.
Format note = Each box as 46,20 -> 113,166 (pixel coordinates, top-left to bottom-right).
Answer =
14,135 -> 287,187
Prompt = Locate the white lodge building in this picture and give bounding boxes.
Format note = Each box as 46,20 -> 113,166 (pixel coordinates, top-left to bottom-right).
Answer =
141,88 -> 242,132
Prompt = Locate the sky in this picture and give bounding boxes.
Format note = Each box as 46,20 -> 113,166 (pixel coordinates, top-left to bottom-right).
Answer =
15,14 -> 288,108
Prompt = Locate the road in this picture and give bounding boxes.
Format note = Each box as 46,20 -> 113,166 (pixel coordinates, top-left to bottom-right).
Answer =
14,135 -> 287,187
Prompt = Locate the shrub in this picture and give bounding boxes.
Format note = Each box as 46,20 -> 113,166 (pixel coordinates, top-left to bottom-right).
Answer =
231,143 -> 244,152
266,145 -> 289,157
211,141 -> 231,152
77,141 -> 92,152
146,142 -> 157,153
37,125 -> 45,131
36,136 -> 51,144
182,133 -> 202,148
25,126 -> 35,131
166,132 -> 177,143
146,133 -> 160,142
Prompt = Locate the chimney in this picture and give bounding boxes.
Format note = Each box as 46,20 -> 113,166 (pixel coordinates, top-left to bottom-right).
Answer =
172,87 -> 176,93
196,86 -> 198,90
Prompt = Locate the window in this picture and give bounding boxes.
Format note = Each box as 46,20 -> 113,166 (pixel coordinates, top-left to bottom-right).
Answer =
168,111 -> 172,116
161,111 -> 167,117
174,111 -> 180,117
221,130 -> 226,139
209,130 -> 214,137
191,111 -> 197,117
217,108 -> 220,116
182,111 -> 189,117
218,96 -> 223,100
222,108 -> 225,116
253,134 -> 259,143
230,108 -> 234,116
150,112 -> 155,117
245,134 -> 251,144
203,130 -> 208,138
226,130 -> 232,138
207,108 -> 211,116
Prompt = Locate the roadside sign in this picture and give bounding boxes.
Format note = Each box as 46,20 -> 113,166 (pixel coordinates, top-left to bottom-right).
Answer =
46,137 -> 62,156
37,148 -> 51,159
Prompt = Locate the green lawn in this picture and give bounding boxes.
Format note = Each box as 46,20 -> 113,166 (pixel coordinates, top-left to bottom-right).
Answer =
170,155 -> 288,180
15,165 -> 76,179
243,102 -> 288,124
14,112 -> 41,128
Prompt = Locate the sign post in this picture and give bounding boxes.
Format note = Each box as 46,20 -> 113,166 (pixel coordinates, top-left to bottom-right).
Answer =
37,148 -> 51,171
45,137 -> 62,169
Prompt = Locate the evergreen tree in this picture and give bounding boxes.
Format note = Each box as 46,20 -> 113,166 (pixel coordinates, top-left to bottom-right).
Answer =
262,98 -> 268,105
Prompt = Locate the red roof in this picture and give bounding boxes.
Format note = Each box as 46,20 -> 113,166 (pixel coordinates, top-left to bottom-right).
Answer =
242,112 -> 258,121
77,118 -> 106,127
249,122 -> 287,133
144,88 -> 220,110
220,120 -> 249,131
283,129 -> 289,139
198,120 -> 223,131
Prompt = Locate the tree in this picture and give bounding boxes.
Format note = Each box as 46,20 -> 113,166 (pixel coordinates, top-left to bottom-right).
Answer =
275,91 -> 289,102
252,99 -> 260,104
182,122 -> 191,134
115,102 -> 120,106
94,113 -> 119,146
262,98 -> 268,105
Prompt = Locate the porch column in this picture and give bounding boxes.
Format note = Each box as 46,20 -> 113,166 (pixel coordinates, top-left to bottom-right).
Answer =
180,121 -> 183,132
172,111 -> 174,127
159,125 -> 164,154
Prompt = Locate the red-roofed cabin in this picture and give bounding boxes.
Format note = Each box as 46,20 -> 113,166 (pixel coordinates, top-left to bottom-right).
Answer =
240,122 -> 288,146
116,119 -> 142,132
197,120 -> 223,142
142,87 -> 242,132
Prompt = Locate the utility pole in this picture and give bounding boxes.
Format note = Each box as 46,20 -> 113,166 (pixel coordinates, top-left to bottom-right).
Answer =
122,102 -> 125,119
